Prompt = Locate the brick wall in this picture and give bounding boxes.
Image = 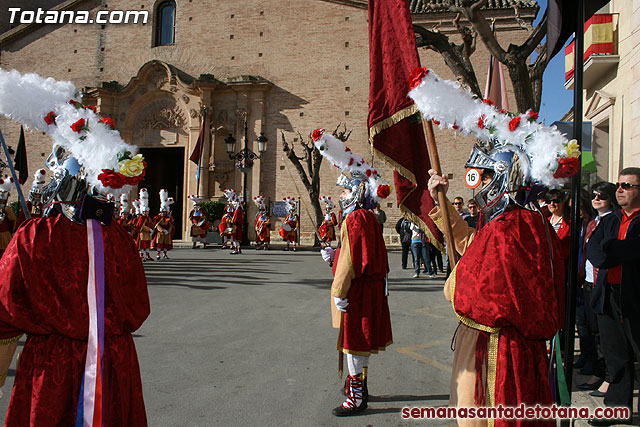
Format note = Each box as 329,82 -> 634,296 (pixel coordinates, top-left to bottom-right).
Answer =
0,0 -> 534,243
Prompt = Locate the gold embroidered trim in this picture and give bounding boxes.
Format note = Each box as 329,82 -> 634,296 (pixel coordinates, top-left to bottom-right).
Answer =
0,334 -> 22,345
368,104 -> 418,146
338,340 -> 393,356
487,331 -> 499,427
450,265 -> 501,426
371,145 -> 444,253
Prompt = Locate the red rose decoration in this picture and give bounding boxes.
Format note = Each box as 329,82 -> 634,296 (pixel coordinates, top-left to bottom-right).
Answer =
348,158 -> 354,166
98,162 -> 146,189
482,99 -> 494,106
478,114 -> 486,130
508,116 -> 521,132
44,111 -> 56,125
528,111 -> 539,120
345,147 -> 351,152
377,184 -> 391,199
409,66 -> 429,90
86,105 -> 97,113
452,122 -> 459,130
69,99 -> 81,108
98,169 -> 127,189
500,109 -> 507,114
312,128 -> 324,141
432,119 -> 440,126
71,118 -> 86,133
366,169 -> 372,178
99,117 -> 116,129
553,157 -> 580,179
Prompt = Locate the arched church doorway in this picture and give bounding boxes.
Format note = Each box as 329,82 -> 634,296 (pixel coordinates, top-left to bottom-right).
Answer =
139,146 -> 184,239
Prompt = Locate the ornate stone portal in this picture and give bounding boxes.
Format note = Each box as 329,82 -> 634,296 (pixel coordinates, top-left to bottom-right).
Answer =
83,60 -> 272,241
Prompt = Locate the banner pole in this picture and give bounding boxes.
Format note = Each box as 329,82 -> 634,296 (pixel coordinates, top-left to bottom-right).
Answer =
422,119 -> 457,266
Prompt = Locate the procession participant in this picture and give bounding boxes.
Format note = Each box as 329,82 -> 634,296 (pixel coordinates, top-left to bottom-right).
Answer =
229,196 -> 244,254
131,197 -> 141,238
0,68 -> 149,425
410,67 -> 578,426
279,197 -> 299,251
318,195 -> 338,247
0,177 -> 17,259
253,195 -> 271,250
135,189 -> 154,261
313,129 -> 393,417
188,195 -> 210,249
219,189 -> 236,249
118,192 -> 135,236
16,169 -> 48,228
152,189 -> 175,260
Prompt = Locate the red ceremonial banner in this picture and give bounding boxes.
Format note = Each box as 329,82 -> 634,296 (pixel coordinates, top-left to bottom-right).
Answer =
368,0 -> 443,248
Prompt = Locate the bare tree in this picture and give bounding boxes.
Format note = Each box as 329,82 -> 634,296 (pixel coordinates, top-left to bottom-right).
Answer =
281,124 -> 351,246
413,0 -> 547,113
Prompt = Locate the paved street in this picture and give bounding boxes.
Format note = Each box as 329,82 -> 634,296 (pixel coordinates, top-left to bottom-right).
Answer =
0,247 -> 628,426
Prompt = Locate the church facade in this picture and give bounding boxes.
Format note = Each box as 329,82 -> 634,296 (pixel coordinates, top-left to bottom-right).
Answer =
0,0 -> 536,242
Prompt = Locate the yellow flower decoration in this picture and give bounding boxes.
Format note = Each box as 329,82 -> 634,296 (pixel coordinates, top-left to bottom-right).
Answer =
566,139 -> 580,158
118,154 -> 145,177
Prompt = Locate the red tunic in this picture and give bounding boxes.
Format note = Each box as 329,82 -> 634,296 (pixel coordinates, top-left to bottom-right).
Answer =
279,213 -> 299,242
218,212 -> 233,237
254,212 -> 271,243
318,212 -> 337,242
152,215 -> 175,250
331,209 -> 392,355
0,215 -> 150,426
189,209 -> 210,238
231,208 -> 244,242
134,215 -> 154,250
453,207 -> 564,426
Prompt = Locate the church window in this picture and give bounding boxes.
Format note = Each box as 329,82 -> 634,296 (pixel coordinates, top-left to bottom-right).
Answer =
154,0 -> 176,46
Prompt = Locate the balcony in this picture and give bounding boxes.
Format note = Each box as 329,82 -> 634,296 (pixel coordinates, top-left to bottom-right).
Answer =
564,14 -> 618,90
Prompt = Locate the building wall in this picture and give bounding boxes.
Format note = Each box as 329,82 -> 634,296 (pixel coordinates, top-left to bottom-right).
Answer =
0,0 -> 536,243
581,0 -> 640,181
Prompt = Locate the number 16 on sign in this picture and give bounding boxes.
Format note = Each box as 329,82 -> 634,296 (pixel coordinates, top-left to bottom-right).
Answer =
465,168 -> 482,189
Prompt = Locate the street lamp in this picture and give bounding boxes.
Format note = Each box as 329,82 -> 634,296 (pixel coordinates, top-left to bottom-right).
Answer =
226,118 -> 268,246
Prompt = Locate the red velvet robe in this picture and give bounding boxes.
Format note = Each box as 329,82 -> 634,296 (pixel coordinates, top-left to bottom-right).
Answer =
452,207 -> 564,426
0,214 -> 150,426
331,209 -> 392,355
231,208 -> 244,242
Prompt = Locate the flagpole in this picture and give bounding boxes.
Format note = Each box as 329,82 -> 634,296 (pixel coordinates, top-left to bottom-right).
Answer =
422,119 -> 458,266
562,0 -> 584,417
0,129 -> 30,219
195,109 -> 206,197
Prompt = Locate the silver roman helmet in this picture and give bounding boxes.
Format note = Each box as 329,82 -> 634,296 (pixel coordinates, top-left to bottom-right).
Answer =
465,139 -> 530,224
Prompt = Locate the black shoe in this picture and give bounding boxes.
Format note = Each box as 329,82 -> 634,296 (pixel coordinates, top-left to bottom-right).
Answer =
588,417 -> 632,426
332,400 -> 367,417
589,390 -> 606,397
577,379 -> 603,391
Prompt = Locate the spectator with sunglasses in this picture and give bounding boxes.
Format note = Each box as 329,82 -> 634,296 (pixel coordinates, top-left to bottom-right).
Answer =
452,197 -> 470,220
586,167 -> 640,426
577,182 -> 618,395
547,189 -> 571,262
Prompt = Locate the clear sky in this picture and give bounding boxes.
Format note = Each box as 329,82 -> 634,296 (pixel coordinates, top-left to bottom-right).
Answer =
534,0 -> 574,125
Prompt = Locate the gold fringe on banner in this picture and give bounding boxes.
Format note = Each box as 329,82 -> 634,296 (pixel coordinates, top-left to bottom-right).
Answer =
0,334 -> 22,346
369,107 -> 444,253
